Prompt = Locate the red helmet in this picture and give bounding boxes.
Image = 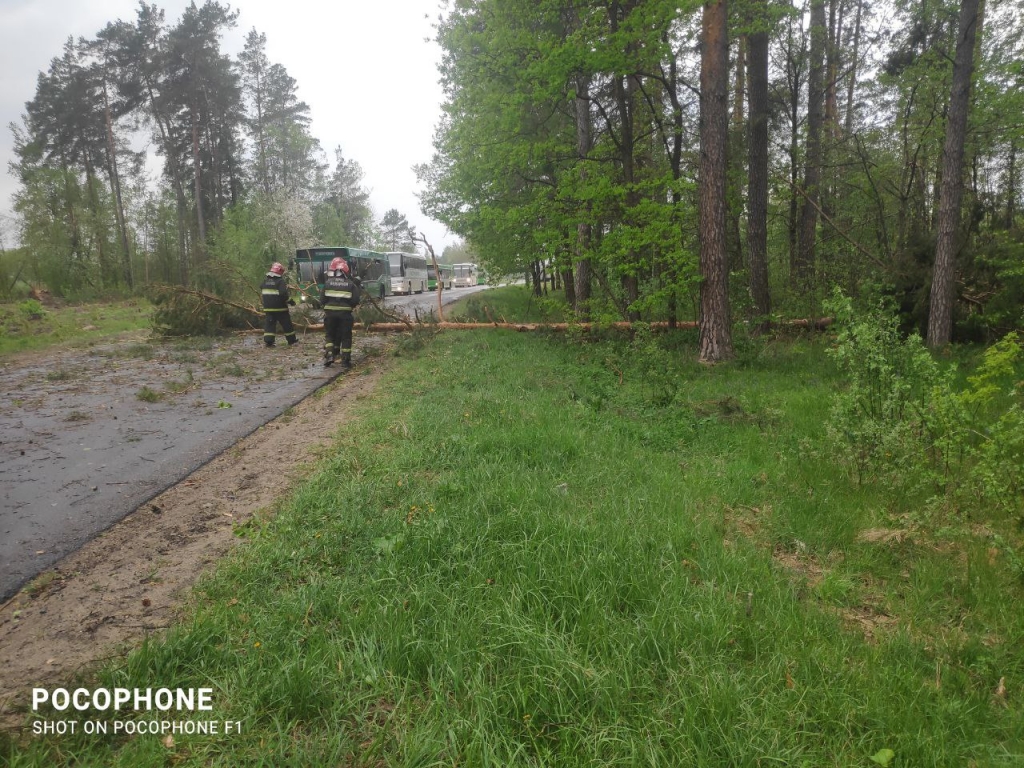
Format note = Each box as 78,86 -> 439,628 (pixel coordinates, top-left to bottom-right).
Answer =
331,258 -> 350,274
269,262 -> 285,276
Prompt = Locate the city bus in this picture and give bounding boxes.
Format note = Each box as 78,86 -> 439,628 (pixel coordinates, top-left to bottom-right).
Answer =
292,247 -> 391,304
427,263 -> 454,290
387,251 -> 428,294
452,262 -> 478,288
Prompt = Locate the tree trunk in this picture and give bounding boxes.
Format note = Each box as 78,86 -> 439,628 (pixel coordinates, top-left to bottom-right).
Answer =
1006,140 -> 1017,229
927,0 -> 981,348
141,76 -> 190,284
562,266 -> 576,308
698,0 -> 734,363
825,0 -> 841,140
191,104 -> 207,260
785,17 -> 803,276
796,0 -> 826,283
574,259 -> 592,317
747,16 -> 771,330
727,34 -> 746,271
843,0 -> 864,135
58,152 -> 84,275
81,149 -> 112,289
101,78 -> 133,289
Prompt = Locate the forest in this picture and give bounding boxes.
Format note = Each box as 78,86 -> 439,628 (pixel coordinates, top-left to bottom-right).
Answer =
3,0 -> 1023,355
3,1 -> 448,307
414,0 -> 1023,361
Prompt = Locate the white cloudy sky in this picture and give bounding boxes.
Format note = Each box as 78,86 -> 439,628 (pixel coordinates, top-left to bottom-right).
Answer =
0,0 -> 457,251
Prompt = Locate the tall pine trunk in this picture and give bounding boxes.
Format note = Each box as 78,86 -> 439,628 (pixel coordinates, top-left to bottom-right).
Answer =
727,35 -> 746,271
1006,140 -> 1017,229
843,0 -> 863,135
101,78 -> 133,289
796,0 -> 826,284
191,103 -> 207,260
747,15 -> 770,330
927,0 -> 981,347
699,0 -> 734,363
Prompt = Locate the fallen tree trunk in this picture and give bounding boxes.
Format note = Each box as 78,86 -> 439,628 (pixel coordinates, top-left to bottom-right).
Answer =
289,318 -> 834,333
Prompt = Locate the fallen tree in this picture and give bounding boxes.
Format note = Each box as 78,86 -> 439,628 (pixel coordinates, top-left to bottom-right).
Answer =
153,278 -> 832,337
294,318 -> 834,333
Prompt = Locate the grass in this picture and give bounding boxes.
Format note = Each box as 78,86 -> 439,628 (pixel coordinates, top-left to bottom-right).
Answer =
0,299 -> 152,357
135,386 -> 163,403
164,371 -> 196,394
445,285 -> 569,324
6,328 -> 1024,766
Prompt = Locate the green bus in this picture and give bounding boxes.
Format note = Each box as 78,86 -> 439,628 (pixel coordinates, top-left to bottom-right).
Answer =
292,247 -> 391,306
427,263 -> 454,290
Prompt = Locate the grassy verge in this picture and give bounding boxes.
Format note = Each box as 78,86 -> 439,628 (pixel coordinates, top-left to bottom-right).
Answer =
0,299 -> 152,357
445,285 -> 569,323
7,329 -> 1023,765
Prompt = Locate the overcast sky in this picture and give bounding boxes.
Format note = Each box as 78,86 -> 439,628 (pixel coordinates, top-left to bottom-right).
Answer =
0,0 -> 456,252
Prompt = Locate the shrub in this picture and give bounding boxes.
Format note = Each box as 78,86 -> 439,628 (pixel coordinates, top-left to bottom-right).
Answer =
823,290 -> 947,492
826,290 -> 1024,528
943,333 -> 1024,517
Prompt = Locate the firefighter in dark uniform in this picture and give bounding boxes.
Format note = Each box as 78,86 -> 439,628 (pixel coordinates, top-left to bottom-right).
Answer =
261,262 -> 299,347
320,257 -> 361,368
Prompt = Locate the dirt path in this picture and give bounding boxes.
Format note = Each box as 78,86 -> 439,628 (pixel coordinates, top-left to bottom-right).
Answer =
0,332 -> 389,726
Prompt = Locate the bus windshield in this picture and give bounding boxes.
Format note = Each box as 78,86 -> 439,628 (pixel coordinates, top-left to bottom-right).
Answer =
388,252 -> 403,277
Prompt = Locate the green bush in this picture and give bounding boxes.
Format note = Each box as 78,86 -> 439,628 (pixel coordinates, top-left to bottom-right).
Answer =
823,290 -> 946,493
940,333 -> 1024,518
18,298 -> 44,318
826,290 -> 1024,529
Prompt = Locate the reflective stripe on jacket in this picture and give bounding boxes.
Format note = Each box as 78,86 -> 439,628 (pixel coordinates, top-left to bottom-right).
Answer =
320,272 -> 361,312
261,274 -> 289,311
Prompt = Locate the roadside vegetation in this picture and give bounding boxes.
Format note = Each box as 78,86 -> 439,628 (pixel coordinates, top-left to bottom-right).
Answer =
9,293 -> 1023,765
444,285 -> 570,325
0,299 -> 151,357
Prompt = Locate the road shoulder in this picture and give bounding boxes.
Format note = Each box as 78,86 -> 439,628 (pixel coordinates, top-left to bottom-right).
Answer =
0,361 -> 387,727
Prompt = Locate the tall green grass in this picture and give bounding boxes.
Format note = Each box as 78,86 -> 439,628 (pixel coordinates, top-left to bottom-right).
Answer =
8,330 -> 1023,766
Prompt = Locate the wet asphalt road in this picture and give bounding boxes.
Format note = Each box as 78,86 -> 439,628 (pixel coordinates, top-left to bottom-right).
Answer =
0,285 -> 491,601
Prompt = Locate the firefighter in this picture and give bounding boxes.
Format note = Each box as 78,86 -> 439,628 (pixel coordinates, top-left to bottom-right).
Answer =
320,257 -> 362,368
261,262 -> 299,347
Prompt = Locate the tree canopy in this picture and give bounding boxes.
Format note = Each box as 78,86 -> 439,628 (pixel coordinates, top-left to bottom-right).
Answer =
8,0 -> 1024,345
417,0 -> 1024,345
9,1 -> 411,297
